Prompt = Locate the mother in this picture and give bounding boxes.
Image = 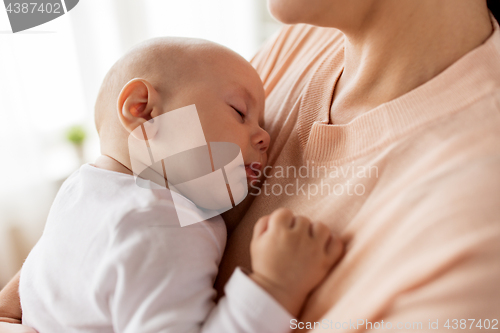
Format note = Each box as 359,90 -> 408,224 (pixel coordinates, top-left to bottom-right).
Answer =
1,1 -> 499,332
217,0 -> 500,330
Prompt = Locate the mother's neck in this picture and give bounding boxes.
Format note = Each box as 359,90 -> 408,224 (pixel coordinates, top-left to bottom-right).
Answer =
330,0 -> 493,125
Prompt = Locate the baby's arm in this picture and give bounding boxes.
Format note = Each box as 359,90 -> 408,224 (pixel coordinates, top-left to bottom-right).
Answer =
250,208 -> 342,316
102,205 -> 342,333
202,208 -> 343,331
1,206 -> 341,333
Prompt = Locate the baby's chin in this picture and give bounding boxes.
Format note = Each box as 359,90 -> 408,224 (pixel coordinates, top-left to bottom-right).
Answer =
170,163 -> 249,212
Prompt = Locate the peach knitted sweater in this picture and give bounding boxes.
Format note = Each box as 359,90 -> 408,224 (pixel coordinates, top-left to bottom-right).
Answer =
218,17 -> 500,332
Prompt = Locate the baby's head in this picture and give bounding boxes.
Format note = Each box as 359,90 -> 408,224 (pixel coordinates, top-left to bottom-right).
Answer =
95,37 -> 269,184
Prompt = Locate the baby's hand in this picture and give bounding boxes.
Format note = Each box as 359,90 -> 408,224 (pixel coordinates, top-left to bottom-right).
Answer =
249,208 -> 343,317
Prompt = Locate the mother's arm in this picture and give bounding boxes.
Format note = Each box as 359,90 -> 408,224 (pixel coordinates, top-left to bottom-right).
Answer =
0,271 -> 22,324
0,271 -> 36,332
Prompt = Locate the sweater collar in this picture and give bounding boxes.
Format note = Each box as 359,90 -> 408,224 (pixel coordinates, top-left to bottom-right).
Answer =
297,16 -> 500,164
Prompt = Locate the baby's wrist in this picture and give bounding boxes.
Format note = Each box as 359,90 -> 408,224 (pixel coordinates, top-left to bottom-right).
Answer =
248,272 -> 306,317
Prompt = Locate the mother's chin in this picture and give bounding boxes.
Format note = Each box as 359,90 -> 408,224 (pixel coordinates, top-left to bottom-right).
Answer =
266,0 -> 374,27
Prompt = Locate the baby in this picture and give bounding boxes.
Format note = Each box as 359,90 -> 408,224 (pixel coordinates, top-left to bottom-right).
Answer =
0,38 -> 342,333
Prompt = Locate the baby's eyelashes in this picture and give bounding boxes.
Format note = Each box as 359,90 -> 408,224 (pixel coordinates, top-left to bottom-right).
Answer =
231,106 -> 245,120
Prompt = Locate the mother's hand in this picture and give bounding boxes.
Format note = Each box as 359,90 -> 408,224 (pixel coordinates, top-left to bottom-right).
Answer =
0,322 -> 37,333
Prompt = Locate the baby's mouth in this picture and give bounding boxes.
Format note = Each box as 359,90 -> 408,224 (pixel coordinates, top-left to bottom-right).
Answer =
245,162 -> 262,182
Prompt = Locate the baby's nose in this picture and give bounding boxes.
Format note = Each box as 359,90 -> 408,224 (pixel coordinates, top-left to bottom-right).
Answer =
254,128 -> 270,153
257,139 -> 269,153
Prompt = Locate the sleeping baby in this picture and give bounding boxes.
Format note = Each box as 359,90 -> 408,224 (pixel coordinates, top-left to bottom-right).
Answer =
0,38 -> 343,333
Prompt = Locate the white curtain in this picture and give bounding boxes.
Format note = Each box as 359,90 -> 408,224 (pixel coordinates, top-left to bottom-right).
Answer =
0,0 -> 279,288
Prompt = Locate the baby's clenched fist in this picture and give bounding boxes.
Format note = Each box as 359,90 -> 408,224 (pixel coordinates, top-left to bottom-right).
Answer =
249,208 -> 343,316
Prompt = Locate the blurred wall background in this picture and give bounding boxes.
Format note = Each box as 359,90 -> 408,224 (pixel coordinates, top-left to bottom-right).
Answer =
0,0 -> 282,288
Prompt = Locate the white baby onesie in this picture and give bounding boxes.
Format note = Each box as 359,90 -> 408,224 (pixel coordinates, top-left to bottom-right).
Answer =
20,164 -> 292,333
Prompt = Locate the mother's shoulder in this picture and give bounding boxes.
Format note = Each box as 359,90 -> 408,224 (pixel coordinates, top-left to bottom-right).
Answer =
251,24 -> 344,83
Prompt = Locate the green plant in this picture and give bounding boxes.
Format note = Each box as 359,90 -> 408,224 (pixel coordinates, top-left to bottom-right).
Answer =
66,125 -> 86,146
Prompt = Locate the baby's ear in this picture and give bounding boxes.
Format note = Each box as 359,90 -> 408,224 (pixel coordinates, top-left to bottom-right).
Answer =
117,78 -> 161,135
